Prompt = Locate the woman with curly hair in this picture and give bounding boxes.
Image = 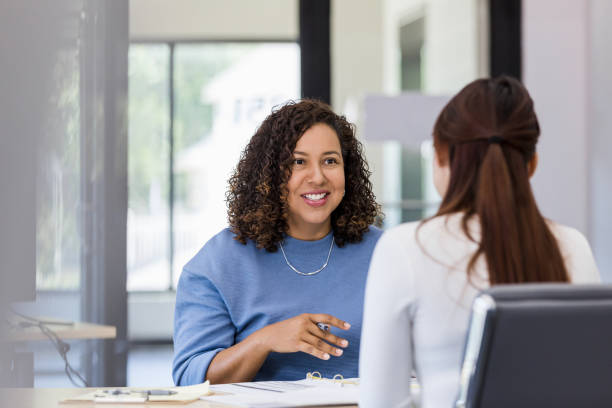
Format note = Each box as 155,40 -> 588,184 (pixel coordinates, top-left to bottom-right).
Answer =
172,99 -> 382,385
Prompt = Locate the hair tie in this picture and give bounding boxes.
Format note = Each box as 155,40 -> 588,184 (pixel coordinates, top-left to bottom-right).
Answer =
488,135 -> 503,144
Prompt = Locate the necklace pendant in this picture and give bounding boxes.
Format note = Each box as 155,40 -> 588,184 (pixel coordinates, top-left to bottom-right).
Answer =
279,237 -> 335,276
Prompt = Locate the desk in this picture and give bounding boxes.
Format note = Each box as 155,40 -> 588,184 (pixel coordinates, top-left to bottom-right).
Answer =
1,318 -> 116,387
0,388 -> 358,408
4,318 -> 116,342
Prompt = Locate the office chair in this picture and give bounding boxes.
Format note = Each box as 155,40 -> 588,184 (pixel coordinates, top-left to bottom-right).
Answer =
455,283 -> 612,408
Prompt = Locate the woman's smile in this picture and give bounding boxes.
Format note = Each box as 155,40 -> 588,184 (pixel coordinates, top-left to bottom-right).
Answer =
301,190 -> 330,207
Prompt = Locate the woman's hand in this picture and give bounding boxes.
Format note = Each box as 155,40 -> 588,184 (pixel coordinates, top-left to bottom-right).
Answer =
253,313 -> 351,360
206,313 -> 351,383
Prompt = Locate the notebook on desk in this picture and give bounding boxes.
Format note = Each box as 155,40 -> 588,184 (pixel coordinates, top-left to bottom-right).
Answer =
60,381 -> 211,404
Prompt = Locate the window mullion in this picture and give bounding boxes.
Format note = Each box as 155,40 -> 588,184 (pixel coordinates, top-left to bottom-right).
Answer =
168,42 -> 175,291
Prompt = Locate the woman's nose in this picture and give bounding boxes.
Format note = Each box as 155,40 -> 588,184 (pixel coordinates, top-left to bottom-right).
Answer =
307,163 -> 326,184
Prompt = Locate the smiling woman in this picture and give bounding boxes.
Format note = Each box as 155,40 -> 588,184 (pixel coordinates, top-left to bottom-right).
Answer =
286,123 -> 346,240
172,99 -> 382,386
227,99 -> 380,251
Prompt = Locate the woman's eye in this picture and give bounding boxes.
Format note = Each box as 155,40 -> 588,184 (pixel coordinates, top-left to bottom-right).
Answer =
324,158 -> 338,165
293,158 -> 305,165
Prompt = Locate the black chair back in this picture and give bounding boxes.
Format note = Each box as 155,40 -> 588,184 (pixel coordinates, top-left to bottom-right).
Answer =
456,283 -> 612,408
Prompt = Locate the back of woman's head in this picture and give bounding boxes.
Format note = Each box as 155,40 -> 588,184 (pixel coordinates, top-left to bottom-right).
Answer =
432,75 -> 569,284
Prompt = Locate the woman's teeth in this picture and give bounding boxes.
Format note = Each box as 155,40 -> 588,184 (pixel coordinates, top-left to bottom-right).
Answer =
304,193 -> 326,200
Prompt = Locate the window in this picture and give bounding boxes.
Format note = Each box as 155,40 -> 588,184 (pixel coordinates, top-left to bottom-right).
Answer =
36,46 -> 81,290
128,44 -> 171,291
128,42 -> 300,291
364,140 -> 440,229
365,15 -> 437,228
366,2 -> 486,229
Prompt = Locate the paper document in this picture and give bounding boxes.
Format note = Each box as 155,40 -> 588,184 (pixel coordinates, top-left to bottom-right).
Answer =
204,379 -> 358,407
211,381 -> 314,395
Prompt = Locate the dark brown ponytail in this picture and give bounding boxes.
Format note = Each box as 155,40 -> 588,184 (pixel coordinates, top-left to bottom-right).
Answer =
431,76 -> 569,284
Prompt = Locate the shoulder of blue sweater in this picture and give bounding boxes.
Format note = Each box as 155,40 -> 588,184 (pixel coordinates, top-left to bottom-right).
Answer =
341,225 -> 383,248
206,227 -> 244,248
183,228 -> 252,274
365,225 -> 384,239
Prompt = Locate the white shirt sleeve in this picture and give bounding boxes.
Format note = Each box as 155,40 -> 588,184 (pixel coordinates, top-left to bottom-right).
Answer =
551,224 -> 601,283
359,227 -> 418,408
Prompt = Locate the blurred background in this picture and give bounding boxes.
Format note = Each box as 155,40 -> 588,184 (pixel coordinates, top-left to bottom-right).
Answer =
1,0 -> 611,389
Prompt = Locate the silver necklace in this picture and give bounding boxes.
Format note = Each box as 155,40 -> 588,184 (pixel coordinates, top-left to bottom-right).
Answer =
279,237 -> 335,276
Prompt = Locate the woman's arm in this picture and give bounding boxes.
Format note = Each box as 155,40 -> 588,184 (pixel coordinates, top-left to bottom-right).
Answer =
173,270 -> 236,386
359,229 -> 417,408
206,313 -> 351,384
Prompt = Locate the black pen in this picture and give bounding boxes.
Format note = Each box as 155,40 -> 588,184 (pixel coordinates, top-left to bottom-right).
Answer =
103,389 -> 177,396
144,389 -> 177,395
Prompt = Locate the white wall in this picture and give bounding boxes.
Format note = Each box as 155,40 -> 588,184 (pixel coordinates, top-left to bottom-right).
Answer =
524,0 -> 612,280
130,0 -> 298,40
523,1 -> 589,233
589,0 -> 612,280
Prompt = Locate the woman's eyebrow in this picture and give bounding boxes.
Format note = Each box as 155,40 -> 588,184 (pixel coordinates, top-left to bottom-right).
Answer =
293,150 -> 341,156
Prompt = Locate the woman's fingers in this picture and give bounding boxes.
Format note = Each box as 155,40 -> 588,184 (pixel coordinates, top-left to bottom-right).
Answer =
307,323 -> 349,348
307,313 -> 350,348
310,313 -> 351,330
300,333 -> 344,360
265,313 -> 349,358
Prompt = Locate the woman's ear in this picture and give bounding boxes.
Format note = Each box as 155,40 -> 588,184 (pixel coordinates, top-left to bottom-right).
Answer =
434,145 -> 448,167
433,147 -> 450,198
528,152 -> 538,178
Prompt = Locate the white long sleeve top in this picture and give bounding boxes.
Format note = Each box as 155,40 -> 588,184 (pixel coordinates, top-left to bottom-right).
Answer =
359,213 -> 600,408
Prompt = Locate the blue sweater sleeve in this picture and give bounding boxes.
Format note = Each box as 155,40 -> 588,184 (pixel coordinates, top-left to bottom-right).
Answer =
172,266 -> 236,385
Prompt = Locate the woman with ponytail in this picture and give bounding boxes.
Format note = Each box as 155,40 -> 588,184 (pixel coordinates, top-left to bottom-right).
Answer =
359,76 -> 600,408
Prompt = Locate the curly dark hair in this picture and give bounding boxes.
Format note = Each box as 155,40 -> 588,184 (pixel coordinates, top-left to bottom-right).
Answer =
226,99 -> 380,252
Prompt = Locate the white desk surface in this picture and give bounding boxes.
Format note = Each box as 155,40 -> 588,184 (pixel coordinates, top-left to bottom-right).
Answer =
0,387 -> 357,408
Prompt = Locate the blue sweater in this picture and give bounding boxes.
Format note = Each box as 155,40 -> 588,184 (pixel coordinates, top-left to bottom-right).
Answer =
172,227 -> 382,385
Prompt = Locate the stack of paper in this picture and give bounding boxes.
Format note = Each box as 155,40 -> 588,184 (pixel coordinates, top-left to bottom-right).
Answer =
203,379 -> 359,407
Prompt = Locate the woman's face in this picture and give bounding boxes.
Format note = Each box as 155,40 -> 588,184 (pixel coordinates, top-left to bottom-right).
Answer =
286,123 -> 345,240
